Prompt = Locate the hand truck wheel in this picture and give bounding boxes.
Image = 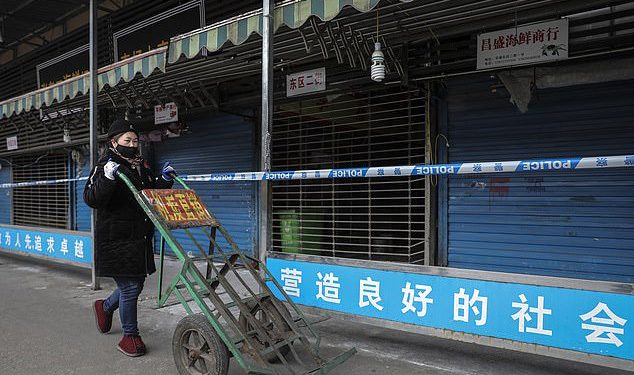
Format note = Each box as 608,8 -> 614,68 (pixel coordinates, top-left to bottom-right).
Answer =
173,314 -> 230,375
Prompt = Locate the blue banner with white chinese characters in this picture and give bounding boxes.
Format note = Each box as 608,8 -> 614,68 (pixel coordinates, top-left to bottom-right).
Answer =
0,225 -> 92,265
267,258 -> 634,361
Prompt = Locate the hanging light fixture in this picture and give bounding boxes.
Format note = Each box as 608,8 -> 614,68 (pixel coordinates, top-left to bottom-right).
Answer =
370,9 -> 385,82
371,42 -> 385,82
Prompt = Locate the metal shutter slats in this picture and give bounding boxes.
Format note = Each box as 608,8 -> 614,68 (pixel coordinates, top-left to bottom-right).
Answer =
272,88 -> 426,264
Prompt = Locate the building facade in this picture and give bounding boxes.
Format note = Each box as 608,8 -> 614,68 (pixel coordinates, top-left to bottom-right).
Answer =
0,0 -> 632,369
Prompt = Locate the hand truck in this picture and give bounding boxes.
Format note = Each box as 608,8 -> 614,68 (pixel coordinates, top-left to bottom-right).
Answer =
117,171 -> 356,375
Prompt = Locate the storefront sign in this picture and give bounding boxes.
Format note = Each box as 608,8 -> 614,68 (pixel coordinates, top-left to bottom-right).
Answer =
286,67 -> 326,97
154,102 -> 178,124
142,189 -> 214,229
0,225 -> 92,265
36,44 -> 89,88
267,257 -> 633,361
477,19 -> 569,70
6,136 -> 18,151
113,0 -> 204,61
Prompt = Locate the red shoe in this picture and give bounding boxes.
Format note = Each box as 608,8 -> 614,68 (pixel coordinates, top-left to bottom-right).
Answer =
93,299 -> 113,334
135,335 -> 147,353
117,335 -> 146,357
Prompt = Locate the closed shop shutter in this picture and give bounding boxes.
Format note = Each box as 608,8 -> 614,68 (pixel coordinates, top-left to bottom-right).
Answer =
11,152 -> 69,229
445,76 -> 634,282
271,87 -> 426,263
153,114 -> 257,257
0,161 -> 11,224
74,150 -> 92,232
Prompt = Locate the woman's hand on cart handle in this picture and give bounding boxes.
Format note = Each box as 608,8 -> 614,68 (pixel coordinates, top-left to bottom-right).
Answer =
104,159 -> 120,180
161,161 -> 177,181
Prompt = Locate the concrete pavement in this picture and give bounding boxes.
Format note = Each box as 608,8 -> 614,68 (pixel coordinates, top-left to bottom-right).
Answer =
0,252 -> 630,375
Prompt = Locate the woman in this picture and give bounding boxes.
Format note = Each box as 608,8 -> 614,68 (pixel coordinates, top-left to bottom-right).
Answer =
84,119 -> 176,357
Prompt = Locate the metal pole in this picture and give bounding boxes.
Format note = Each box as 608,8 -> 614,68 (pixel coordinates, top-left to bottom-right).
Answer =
423,83 -> 436,266
89,0 -> 100,290
259,0 -> 274,265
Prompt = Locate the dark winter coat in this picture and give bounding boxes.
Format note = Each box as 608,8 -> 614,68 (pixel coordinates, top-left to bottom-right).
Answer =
83,149 -> 172,278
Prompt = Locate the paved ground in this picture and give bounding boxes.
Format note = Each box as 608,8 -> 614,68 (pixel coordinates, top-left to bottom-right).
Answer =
0,252 -> 631,375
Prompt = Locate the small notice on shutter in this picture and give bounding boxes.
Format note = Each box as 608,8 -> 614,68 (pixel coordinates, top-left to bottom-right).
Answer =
6,136 -> 18,151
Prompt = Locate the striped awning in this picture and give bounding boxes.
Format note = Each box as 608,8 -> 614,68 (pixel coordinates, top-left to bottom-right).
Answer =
97,47 -> 166,89
0,47 -> 167,119
169,0 -> 412,63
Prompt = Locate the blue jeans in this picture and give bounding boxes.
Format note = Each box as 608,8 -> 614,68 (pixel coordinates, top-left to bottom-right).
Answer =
103,277 -> 145,336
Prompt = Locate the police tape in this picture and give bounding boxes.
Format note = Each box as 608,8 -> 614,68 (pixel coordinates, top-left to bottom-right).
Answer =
0,176 -> 88,189
181,155 -> 634,182
0,155 -> 632,188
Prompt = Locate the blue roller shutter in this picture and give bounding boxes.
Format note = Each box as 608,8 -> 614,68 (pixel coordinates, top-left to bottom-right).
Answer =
153,114 -> 256,257
0,161 -> 11,224
75,181 -> 92,231
74,151 -> 92,231
445,76 -> 634,283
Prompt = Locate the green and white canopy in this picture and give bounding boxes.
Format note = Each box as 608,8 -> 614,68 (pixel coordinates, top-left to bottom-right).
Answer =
0,47 -> 166,119
168,0 -> 412,63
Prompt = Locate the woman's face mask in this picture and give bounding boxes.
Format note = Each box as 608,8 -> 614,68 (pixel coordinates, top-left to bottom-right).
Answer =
115,144 -> 138,158
112,131 -> 139,158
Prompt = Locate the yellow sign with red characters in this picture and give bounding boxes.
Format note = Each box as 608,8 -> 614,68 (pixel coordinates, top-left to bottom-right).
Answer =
142,189 -> 216,229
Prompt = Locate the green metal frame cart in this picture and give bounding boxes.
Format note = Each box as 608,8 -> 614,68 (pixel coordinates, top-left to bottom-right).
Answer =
118,172 -> 356,375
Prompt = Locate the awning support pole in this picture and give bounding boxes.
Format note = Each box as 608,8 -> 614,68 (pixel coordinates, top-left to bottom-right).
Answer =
259,0 -> 274,265
89,0 -> 100,290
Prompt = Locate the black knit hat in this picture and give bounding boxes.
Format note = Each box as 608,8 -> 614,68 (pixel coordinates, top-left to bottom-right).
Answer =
107,119 -> 139,139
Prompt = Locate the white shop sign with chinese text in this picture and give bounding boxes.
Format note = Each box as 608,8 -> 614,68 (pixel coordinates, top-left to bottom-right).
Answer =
286,67 -> 326,97
267,257 -> 633,361
477,19 -> 568,70
154,102 -> 178,125
6,136 -> 18,151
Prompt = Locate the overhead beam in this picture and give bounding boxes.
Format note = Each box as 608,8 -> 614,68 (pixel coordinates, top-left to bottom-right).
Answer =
17,39 -> 44,48
0,0 -> 39,22
98,6 -> 116,14
32,35 -> 48,45
107,0 -> 123,10
0,12 -> 54,23
1,0 -> 90,60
